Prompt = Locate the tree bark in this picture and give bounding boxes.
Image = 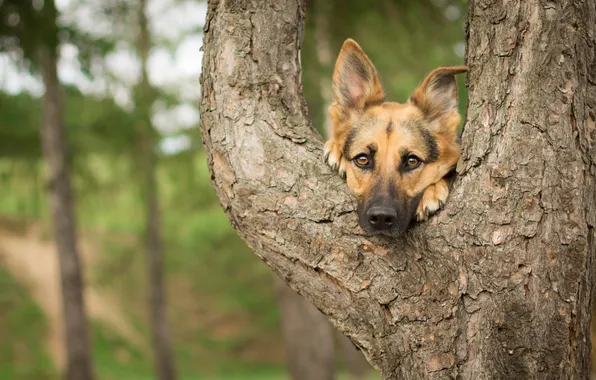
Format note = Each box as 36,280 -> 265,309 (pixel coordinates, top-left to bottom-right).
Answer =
136,1 -> 176,379
273,276 -> 335,380
39,2 -> 94,379
199,1 -> 596,379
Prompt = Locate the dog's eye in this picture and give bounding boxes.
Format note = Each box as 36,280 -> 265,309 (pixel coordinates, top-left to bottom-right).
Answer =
405,155 -> 421,169
353,154 -> 370,168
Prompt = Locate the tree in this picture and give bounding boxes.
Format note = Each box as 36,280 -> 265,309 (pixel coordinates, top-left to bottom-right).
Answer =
336,331 -> 370,379
134,0 -> 177,378
199,0 -> 596,379
273,276 -> 335,380
37,1 -> 95,379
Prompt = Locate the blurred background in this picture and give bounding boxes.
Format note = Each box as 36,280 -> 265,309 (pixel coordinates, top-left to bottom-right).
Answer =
0,0 -> 467,379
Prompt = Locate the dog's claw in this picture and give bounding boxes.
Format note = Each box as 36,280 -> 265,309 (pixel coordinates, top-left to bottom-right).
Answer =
323,139 -> 346,177
416,213 -> 421,222
416,179 -> 450,223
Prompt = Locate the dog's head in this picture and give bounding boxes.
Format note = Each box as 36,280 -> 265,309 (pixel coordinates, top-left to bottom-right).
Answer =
328,39 -> 467,235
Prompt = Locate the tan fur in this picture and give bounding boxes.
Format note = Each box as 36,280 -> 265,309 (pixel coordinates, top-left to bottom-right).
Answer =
324,39 -> 467,230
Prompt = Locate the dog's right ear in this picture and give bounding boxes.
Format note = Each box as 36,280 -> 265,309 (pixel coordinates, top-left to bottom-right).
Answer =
332,39 -> 384,113
325,39 -> 383,177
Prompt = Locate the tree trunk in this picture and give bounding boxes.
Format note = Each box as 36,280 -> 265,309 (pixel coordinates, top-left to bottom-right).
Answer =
136,1 -> 176,379
273,275 -> 335,380
39,2 -> 94,379
199,1 -> 596,379
143,129 -> 176,380
277,3 -> 337,368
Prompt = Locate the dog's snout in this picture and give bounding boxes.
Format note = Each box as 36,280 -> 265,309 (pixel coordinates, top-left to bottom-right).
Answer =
367,206 -> 397,231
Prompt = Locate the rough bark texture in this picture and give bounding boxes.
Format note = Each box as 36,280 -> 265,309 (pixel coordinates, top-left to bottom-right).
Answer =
273,276 -> 336,380
137,1 -> 176,379
39,2 -> 94,378
199,0 -> 596,379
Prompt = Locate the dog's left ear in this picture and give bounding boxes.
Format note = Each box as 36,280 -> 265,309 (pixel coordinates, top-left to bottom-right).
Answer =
409,66 -> 468,120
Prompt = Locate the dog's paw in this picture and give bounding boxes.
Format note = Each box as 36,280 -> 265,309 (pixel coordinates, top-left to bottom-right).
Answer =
416,179 -> 449,222
323,139 -> 346,178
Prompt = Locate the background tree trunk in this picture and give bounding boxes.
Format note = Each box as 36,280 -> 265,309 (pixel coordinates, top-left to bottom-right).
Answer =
39,2 -> 94,379
199,0 -> 596,379
312,0 -> 333,138
135,1 -> 176,379
336,331 -> 370,380
273,276 -> 336,380
592,300 -> 596,379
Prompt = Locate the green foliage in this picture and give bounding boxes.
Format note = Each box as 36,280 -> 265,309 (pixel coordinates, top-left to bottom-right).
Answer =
0,0 -> 59,66
0,91 -> 42,159
60,27 -> 117,79
1,0 -> 117,76
64,86 -> 138,155
0,86 -> 138,162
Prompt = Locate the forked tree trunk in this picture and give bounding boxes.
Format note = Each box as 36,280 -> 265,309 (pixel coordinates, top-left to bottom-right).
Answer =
199,1 -> 596,379
39,1 -> 94,379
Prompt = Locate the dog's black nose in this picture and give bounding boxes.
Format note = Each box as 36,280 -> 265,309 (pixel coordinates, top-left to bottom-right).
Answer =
367,207 -> 397,231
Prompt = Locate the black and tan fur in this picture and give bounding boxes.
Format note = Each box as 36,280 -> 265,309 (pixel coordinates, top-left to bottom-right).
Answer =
324,39 -> 467,235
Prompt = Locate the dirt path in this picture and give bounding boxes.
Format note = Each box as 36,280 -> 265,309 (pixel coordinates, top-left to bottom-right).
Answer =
0,221 -> 144,371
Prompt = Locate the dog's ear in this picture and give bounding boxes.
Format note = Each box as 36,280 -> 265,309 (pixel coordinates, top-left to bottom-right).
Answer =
325,39 -> 384,176
332,39 -> 384,113
409,66 -> 468,120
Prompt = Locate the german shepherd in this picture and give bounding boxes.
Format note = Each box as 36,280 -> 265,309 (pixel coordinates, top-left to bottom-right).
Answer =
324,39 -> 467,235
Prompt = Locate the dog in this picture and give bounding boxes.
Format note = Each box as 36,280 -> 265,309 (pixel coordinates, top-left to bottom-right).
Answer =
324,39 -> 467,235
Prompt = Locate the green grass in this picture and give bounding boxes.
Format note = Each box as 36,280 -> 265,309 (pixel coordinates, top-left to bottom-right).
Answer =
0,263 -> 56,380
91,317 -> 287,379
95,365 -> 288,380
92,322 -> 152,380
88,205 -> 282,374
